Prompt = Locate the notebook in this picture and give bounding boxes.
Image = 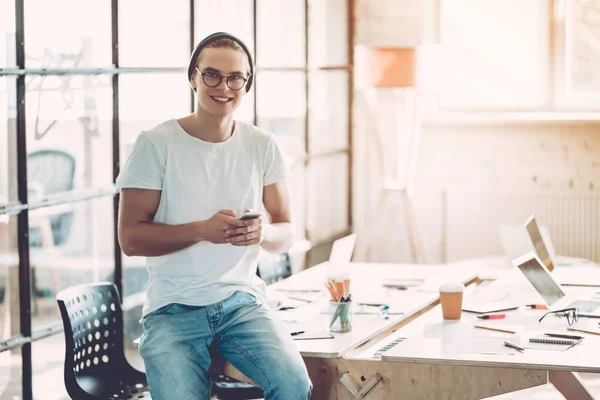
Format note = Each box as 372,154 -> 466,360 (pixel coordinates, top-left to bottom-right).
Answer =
524,335 -> 581,351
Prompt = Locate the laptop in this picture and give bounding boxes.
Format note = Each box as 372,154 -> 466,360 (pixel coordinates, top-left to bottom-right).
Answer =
274,234 -> 357,294
524,215 -> 588,269
524,215 -> 555,272
513,252 -> 600,317
328,233 -> 357,266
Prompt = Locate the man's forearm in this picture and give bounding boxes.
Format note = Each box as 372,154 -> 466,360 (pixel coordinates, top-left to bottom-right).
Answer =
120,221 -> 205,257
260,222 -> 295,254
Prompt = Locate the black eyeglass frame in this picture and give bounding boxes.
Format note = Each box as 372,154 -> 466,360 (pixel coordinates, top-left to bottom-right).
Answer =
538,307 -> 579,326
195,67 -> 250,91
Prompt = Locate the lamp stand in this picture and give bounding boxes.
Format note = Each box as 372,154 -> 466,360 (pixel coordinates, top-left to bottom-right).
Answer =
356,87 -> 428,264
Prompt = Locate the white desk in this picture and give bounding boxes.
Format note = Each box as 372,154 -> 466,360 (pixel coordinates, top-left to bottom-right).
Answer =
298,261 -> 600,400
359,276 -> 600,400
267,261 -> 480,359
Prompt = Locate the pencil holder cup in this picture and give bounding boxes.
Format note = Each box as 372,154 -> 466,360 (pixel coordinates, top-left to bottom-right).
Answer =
329,300 -> 353,332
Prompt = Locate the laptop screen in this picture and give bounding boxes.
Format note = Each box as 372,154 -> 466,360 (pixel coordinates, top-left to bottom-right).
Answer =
329,234 -> 357,265
516,254 -> 565,307
525,215 -> 555,272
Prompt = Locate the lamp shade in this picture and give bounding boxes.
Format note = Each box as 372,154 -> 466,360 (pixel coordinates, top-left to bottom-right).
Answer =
362,47 -> 415,88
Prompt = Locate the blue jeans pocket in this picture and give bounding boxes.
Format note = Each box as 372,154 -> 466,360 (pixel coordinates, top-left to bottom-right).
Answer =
142,303 -> 201,324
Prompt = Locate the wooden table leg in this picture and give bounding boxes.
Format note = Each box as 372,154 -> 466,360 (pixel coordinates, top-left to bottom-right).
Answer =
549,371 -> 595,400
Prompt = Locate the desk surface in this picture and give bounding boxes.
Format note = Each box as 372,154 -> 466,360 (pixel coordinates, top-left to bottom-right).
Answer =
268,261 -> 480,358
377,274 -> 600,373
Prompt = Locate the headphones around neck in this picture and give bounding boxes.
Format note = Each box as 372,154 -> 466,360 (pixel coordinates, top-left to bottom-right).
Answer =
188,32 -> 254,93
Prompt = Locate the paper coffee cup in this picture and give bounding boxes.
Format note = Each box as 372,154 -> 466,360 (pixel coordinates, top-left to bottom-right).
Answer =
439,283 -> 464,321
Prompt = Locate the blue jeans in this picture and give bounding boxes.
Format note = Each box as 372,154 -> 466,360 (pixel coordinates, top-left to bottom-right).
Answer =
138,291 -> 312,399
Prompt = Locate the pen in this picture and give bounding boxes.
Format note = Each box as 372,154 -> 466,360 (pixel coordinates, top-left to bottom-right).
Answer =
544,333 -> 584,340
504,341 -> 525,352
477,313 -> 506,320
277,306 -> 297,311
526,304 -> 548,310
290,331 -> 305,336
473,325 -> 516,334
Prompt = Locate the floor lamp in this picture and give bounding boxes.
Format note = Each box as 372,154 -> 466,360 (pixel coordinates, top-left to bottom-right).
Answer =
356,47 -> 428,264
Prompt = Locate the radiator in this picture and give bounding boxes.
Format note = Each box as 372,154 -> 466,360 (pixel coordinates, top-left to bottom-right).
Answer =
445,191 -> 600,263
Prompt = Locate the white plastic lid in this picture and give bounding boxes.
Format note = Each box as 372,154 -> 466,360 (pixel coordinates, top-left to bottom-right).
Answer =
439,283 -> 464,293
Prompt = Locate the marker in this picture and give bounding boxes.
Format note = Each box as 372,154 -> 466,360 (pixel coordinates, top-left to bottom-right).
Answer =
526,304 -> 548,310
290,331 -> 305,336
504,341 -> 525,352
477,313 -> 506,320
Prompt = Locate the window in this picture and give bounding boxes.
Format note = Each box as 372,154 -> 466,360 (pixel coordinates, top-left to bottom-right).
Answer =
439,0 -> 600,111
24,0 -> 112,67
308,0 -> 349,67
194,0 -> 254,50
120,0 -> 190,67
0,77 -> 16,204
308,71 -> 349,154
439,0 -> 550,109
1,1 -> 352,398
256,72 -> 306,160
119,73 -> 190,161
554,0 -> 600,108
0,0 -> 15,67
257,0 -> 305,68
30,197 -> 115,331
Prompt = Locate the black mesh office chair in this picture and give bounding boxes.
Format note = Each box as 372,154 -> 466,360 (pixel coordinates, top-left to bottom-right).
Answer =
28,149 -> 76,247
56,282 -> 151,399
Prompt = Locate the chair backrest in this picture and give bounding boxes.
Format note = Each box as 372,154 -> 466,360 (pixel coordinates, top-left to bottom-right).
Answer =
27,150 -> 76,246
27,149 -> 76,195
256,253 -> 292,285
56,282 -> 129,398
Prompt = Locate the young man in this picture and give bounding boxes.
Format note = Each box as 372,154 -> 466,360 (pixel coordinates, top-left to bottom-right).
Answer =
116,32 -> 312,400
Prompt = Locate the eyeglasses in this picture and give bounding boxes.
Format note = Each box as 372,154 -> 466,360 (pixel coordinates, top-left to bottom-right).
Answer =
195,67 -> 249,91
538,307 -> 579,326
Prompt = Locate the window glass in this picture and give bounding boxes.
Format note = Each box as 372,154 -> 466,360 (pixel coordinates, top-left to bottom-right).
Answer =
567,0 -> 600,93
30,196 -> 115,331
32,332 -> 69,399
308,0 -> 348,67
308,71 -> 348,154
256,0 -> 305,68
439,0 -> 549,108
119,73 -> 190,162
0,0 -> 15,67
0,76 -> 17,204
289,161 -> 306,240
25,0 -> 112,67
25,75 -> 114,201
256,71 -> 306,160
0,214 -> 19,344
0,347 -> 22,399
194,0 -> 254,51
120,0 -> 190,67
306,154 -> 349,242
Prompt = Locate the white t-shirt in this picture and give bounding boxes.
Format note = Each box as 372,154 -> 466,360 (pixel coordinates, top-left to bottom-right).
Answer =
115,118 -> 290,316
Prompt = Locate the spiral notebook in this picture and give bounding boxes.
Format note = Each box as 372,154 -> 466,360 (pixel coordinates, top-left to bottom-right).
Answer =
524,335 -> 581,351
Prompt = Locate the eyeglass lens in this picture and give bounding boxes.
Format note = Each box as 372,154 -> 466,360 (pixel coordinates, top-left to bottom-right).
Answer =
203,74 -> 245,90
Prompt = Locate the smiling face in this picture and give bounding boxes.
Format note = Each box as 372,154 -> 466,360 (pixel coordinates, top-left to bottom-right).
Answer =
191,46 -> 250,118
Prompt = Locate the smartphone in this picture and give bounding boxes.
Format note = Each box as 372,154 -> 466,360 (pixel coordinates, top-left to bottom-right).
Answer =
240,211 -> 261,220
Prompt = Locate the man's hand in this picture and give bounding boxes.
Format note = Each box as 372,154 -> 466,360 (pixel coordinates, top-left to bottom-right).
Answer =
225,209 -> 263,246
202,209 -> 245,244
